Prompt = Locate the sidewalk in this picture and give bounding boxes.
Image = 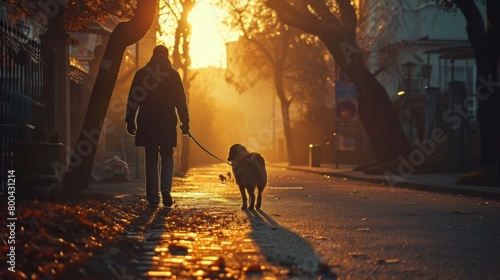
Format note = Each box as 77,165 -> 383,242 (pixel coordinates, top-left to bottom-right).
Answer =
69,165 -> 336,279
274,163 -> 500,200
8,164 -> 498,279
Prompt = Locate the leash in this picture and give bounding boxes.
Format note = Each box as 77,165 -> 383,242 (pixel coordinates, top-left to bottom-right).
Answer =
188,132 -> 232,166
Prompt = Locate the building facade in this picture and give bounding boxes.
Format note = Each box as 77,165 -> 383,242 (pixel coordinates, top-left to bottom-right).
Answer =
366,0 -> 484,171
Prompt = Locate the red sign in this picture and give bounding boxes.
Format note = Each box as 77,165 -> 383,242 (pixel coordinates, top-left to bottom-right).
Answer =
336,100 -> 357,121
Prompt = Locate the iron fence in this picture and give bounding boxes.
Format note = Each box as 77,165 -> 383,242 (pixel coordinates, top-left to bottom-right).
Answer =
1,19 -> 44,194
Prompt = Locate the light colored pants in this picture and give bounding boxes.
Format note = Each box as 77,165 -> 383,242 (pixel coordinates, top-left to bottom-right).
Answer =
145,145 -> 174,203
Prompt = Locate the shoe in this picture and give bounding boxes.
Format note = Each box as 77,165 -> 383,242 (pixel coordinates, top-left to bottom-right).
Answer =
162,191 -> 173,207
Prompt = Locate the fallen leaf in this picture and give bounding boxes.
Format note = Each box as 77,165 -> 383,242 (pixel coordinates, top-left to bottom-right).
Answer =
168,244 -> 189,256
245,264 -> 264,274
349,252 -> 369,259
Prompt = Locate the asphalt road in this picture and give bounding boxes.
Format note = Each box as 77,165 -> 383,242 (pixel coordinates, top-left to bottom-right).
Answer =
175,164 -> 500,279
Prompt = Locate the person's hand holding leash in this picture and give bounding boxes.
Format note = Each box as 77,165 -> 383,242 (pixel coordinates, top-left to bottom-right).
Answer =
180,123 -> 190,135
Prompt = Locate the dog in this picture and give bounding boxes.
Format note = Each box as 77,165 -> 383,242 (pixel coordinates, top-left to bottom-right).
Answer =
219,174 -> 227,183
227,144 -> 267,210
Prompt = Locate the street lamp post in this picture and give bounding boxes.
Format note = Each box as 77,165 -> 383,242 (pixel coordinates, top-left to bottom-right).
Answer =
333,132 -> 339,169
421,63 -> 432,87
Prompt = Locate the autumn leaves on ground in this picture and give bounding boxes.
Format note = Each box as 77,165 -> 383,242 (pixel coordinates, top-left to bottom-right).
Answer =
0,198 -> 145,279
0,195 -> 271,279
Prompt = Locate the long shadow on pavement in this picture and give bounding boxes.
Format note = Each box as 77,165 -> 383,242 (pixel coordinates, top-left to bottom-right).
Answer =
245,209 -> 336,279
69,204 -> 163,279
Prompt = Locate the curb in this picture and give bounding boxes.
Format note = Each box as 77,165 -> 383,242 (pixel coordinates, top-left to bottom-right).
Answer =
277,164 -> 500,200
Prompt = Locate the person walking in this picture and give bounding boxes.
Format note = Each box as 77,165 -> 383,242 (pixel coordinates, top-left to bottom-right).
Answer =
125,45 -> 190,207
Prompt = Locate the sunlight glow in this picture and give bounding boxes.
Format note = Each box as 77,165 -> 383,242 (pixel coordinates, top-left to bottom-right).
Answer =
188,1 -> 227,69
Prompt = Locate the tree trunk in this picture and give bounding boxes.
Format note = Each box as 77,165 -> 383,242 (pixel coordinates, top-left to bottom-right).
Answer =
454,0 -> 500,186
173,0 -> 195,175
320,34 -> 411,162
476,59 -> 500,186
63,0 -> 156,190
281,102 -> 296,165
274,67 -> 298,165
266,0 -> 411,164
474,30 -> 500,185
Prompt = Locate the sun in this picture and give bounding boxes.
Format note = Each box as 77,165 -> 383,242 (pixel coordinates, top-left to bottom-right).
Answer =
188,1 -> 228,69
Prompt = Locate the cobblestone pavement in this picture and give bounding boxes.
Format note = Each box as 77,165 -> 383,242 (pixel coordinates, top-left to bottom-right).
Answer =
75,164 -> 336,279
8,162 -> 498,279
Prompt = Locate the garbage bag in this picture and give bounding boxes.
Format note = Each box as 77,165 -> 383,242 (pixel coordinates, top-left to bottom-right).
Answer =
91,156 -> 131,182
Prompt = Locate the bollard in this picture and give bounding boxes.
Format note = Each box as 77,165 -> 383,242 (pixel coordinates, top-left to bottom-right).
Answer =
309,144 -> 321,167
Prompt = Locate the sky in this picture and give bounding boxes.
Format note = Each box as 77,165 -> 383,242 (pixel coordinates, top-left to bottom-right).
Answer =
188,1 -> 230,69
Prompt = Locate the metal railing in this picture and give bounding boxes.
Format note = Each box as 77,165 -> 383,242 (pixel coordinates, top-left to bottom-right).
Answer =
1,19 -> 44,193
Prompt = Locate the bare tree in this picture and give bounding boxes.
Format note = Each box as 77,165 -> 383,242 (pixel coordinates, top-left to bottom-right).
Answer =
159,0 -> 197,174
267,0 -> 412,165
223,0 -> 334,165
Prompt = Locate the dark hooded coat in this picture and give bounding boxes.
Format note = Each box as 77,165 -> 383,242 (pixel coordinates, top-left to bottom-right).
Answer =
125,54 -> 189,147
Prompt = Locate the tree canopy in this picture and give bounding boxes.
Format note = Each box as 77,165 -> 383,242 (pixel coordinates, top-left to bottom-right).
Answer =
4,0 -> 136,33
222,0 -> 335,164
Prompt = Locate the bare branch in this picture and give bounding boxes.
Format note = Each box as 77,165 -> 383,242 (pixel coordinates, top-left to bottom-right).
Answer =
228,0 -> 277,65
3,0 -> 51,29
307,1 -> 341,28
266,0 -> 325,36
337,0 -> 357,31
